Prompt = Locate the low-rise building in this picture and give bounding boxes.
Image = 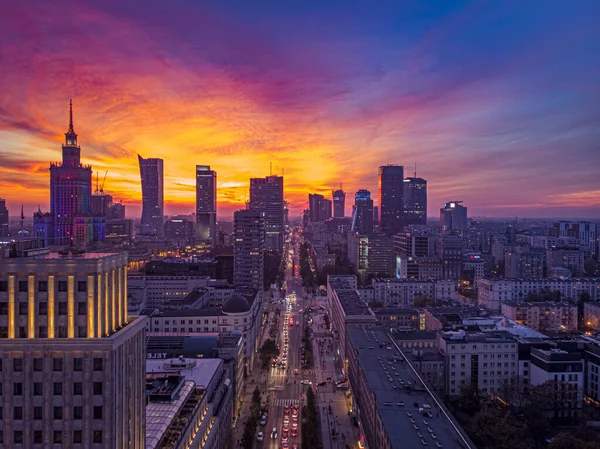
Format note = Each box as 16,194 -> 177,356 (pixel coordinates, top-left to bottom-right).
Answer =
373,308 -> 421,332
147,288 -> 262,374
371,278 -> 457,307
145,357 -> 233,449
501,302 -> 578,333
437,330 -> 519,396
346,327 -> 474,449
477,277 -> 600,311
585,302 -> 600,330
391,330 -> 437,349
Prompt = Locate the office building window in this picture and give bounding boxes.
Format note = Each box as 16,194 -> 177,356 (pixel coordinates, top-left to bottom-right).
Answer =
14,431 -> 23,444
39,326 -> 48,338
38,302 -> 48,315
73,406 -> 83,420
93,406 -> 103,419
54,431 -> 62,444
58,281 -> 67,292
0,281 -> 7,292
93,382 -> 103,395
13,383 -> 22,396
58,302 -> 67,315
18,280 -> 28,292
0,303 -> 6,315
93,358 -> 103,371
34,406 -> 42,420
33,382 -> 43,395
53,358 -> 63,371
73,430 -> 83,443
14,406 -> 23,420
77,302 -> 87,315
33,358 -> 43,371
18,302 -> 28,315
38,281 -> 48,292
74,382 -> 83,395
77,281 -> 87,292
13,359 -> 23,372
74,358 -> 83,371
34,431 -> 43,444
58,326 -> 67,338
53,382 -> 63,395
93,431 -> 102,443
53,406 -> 63,419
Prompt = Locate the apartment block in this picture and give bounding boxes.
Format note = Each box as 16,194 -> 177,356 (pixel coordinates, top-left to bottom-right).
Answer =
501,302 -> 578,332
371,278 -> 457,307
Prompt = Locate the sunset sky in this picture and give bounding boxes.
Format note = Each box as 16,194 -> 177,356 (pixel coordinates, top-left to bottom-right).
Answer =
0,0 -> 598,220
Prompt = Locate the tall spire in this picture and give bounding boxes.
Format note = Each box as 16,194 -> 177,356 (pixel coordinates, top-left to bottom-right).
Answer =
65,98 -> 78,147
68,98 -> 74,134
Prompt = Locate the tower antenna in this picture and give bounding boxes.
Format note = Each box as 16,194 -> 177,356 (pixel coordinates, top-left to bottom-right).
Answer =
414,161 -> 417,178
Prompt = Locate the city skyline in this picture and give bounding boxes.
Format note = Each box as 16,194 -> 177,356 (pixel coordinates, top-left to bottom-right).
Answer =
1,1 -> 599,219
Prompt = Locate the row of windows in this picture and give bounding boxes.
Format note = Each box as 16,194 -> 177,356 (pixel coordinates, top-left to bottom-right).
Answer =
0,429 -> 103,444
0,325 -> 91,339
155,318 -> 247,325
6,405 -> 103,420
0,280 -> 89,293
0,301 -> 89,316
1,358 -> 103,372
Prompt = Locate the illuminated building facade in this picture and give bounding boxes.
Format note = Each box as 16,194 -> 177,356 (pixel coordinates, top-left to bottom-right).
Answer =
248,176 -> 284,251
233,210 -> 265,290
0,251 -> 146,448
138,155 -> 164,236
196,165 -> 217,247
403,177 -> 427,225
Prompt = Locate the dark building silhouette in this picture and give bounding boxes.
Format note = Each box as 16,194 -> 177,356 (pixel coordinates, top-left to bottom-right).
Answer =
403,177 -> 427,225
138,154 -> 164,235
352,189 -> 374,234
196,165 -> 217,247
248,176 -> 284,252
378,165 -> 404,234
332,188 -> 345,218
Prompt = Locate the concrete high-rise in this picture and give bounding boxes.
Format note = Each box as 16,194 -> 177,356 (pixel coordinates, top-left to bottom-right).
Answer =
138,155 -> 164,236
248,176 -> 284,252
332,188 -> 345,218
440,201 -> 468,232
0,198 -> 8,237
378,165 -> 404,234
308,193 -> 332,222
403,177 -> 427,225
351,189 -> 373,234
195,165 -> 217,246
0,248 -> 147,448
49,100 -> 93,246
233,210 -> 265,290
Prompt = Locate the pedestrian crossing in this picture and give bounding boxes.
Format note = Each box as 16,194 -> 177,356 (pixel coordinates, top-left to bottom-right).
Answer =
272,398 -> 301,407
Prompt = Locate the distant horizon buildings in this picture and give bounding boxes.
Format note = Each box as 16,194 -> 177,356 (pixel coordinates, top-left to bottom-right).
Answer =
403,176 -> 427,226
138,154 -> 164,236
248,175 -> 284,252
440,200 -> 468,232
378,165 -> 404,235
308,193 -> 332,223
196,165 -> 217,247
352,189 -> 374,234
0,198 -> 8,237
332,188 -> 345,218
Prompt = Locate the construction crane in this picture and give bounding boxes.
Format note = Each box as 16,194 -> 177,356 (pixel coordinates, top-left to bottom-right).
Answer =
100,170 -> 108,194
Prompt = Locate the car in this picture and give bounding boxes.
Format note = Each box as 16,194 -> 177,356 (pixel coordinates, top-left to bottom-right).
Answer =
260,414 -> 267,425
283,423 -> 289,432
296,321 -> 300,326
292,444 -> 298,449
282,432 -> 289,443
291,427 -> 298,437
283,415 -> 290,424
294,369 -> 299,375
257,432 -> 264,442
300,379 -> 312,385
292,408 -> 298,417
284,407 -> 290,414
271,428 -> 278,439
292,419 -> 298,428
282,443 -> 289,449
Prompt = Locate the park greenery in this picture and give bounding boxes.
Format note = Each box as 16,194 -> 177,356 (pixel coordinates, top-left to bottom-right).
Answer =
241,386 -> 262,449
302,326 -> 314,368
302,386 -> 323,449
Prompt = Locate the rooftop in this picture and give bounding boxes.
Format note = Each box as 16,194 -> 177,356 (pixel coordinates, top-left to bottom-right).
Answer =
504,301 -> 576,308
155,307 -> 223,318
335,289 -> 375,317
348,327 -> 473,449
373,307 -> 419,316
439,329 -> 517,343
146,357 -> 222,390
392,330 -> 437,341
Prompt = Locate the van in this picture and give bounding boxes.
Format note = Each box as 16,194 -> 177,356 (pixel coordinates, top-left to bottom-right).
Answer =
423,404 -> 431,409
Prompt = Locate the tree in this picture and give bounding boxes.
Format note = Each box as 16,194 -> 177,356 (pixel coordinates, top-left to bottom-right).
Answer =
413,294 -> 431,308
259,339 -> 279,370
467,404 -> 535,449
264,250 -> 282,290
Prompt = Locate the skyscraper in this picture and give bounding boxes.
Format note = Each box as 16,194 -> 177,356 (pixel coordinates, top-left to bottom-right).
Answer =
138,155 -> 164,235
248,176 -> 284,252
403,177 -> 427,225
352,189 -> 374,234
308,193 -> 332,222
378,165 -> 404,235
50,100 -> 93,246
234,210 -> 265,290
440,201 -> 468,232
332,188 -> 345,218
196,165 -> 217,246
0,198 -> 8,237
0,248 -> 147,448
